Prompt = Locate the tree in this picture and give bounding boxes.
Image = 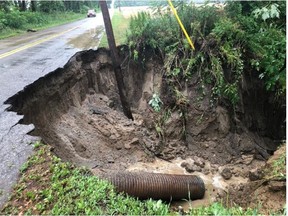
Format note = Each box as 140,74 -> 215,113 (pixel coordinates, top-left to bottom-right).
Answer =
20,0 -> 26,11
31,0 -> 37,12
39,1 -> 64,13
0,1 -> 12,12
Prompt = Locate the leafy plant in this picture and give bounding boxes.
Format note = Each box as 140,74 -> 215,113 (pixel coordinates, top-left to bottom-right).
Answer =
188,202 -> 259,216
271,149 -> 286,179
1,144 -> 171,215
252,3 -> 280,21
149,93 -> 163,112
128,1 -> 285,109
0,11 -> 85,39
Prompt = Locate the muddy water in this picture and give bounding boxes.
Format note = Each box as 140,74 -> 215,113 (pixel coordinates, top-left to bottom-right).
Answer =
127,158 -> 247,210
68,26 -> 104,50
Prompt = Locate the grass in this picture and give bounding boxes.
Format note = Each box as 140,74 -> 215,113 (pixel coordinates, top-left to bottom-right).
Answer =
266,144 -> 286,180
0,141 -> 263,215
0,12 -> 85,39
0,144 -> 170,215
189,202 -> 259,215
99,10 -> 131,48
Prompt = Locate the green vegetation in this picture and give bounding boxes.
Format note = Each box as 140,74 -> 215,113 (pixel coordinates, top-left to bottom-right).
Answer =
115,0 -> 155,8
149,93 -> 163,112
127,1 -> 285,148
99,10 -> 131,47
1,143 -> 260,215
1,144 -> 170,215
127,1 -> 285,107
272,153 -> 286,179
267,145 -> 286,180
0,0 -> 100,39
189,202 -> 259,215
0,11 -> 84,39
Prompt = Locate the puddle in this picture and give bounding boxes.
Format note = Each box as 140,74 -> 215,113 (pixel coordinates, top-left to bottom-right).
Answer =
67,26 -> 104,50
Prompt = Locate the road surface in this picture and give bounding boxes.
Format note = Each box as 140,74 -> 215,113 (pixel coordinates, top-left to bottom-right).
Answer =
0,13 -> 106,207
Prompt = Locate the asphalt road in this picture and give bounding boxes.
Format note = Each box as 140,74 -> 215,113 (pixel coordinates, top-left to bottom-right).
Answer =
0,12 -> 107,207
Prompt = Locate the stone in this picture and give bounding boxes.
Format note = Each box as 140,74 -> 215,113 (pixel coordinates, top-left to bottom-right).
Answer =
236,184 -> 244,191
90,107 -> 103,115
268,181 -> 286,192
129,138 -> 139,145
115,145 -> 122,150
107,157 -> 114,163
203,168 -> 210,175
177,206 -> 184,215
124,143 -> 131,150
181,162 -> 189,168
221,168 -> 232,180
107,100 -> 115,108
194,157 -> 205,168
249,168 -> 264,181
143,139 -> 153,149
242,155 -> 254,165
109,135 -> 117,141
181,162 -> 202,173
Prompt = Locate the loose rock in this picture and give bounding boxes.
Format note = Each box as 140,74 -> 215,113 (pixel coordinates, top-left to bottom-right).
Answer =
268,181 -> 286,192
107,157 -> 115,163
181,162 -> 202,173
221,168 -> 232,180
129,138 -> 139,145
249,168 -> 264,181
124,143 -> 131,150
194,157 -> 205,168
203,168 -> 210,175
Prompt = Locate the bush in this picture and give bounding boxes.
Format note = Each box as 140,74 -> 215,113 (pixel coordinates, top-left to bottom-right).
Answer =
4,11 -> 27,29
24,12 -> 47,26
0,10 -> 84,39
127,2 -> 285,107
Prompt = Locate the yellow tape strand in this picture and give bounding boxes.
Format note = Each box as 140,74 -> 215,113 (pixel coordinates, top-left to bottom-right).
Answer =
167,0 -> 195,50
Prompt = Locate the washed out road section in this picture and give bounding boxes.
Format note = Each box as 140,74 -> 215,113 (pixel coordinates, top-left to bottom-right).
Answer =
0,13 -> 106,207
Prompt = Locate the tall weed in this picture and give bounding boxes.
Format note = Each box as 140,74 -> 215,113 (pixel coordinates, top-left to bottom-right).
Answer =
127,2 -> 285,107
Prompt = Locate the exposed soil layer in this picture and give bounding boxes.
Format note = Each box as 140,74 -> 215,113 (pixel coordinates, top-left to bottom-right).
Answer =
227,145 -> 286,215
4,47 -> 285,213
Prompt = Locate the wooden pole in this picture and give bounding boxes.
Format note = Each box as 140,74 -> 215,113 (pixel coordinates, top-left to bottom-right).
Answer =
99,0 -> 133,120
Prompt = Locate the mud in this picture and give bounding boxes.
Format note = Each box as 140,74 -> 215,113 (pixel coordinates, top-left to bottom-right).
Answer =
227,145 -> 286,215
68,26 -> 104,50
4,47 -> 285,212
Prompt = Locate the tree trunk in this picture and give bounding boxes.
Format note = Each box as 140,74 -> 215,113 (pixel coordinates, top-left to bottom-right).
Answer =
99,0 -> 133,120
17,0 -> 21,10
21,0 -> 26,11
31,0 -> 36,12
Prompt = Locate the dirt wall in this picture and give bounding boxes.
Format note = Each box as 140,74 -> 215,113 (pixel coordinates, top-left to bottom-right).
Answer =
5,47 -> 285,167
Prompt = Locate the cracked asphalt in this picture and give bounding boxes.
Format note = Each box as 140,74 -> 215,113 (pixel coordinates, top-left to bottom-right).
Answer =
0,12 -> 106,207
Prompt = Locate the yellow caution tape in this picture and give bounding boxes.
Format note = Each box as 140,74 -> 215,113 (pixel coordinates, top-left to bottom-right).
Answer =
167,0 -> 195,50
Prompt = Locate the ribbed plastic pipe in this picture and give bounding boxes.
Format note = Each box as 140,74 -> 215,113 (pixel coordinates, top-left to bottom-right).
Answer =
104,172 -> 205,201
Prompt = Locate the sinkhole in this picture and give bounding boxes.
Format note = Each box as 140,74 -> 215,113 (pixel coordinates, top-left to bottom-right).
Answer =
4,46 -> 285,208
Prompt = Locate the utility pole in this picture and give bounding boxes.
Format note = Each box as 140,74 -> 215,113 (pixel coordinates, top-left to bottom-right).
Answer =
99,0 -> 133,120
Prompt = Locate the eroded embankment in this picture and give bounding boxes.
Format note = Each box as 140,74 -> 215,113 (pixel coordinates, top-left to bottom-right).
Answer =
4,47 -> 285,212
4,48 -> 160,170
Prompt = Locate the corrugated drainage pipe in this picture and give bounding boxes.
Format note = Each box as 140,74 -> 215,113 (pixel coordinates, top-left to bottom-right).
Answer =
104,172 -> 205,201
